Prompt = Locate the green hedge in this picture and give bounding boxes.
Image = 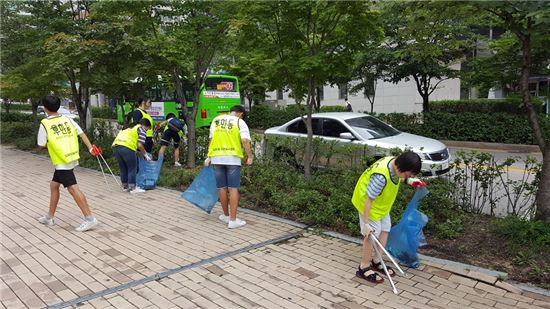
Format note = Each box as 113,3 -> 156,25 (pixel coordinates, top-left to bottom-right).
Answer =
430,97 -> 545,114
91,106 -> 117,119
247,104 -> 306,129
376,112 -> 550,145
1,111 -> 38,122
1,103 -> 32,112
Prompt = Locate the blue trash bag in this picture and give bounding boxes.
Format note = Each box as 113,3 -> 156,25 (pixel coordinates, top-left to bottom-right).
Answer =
136,154 -> 164,190
181,166 -> 218,214
386,187 -> 429,268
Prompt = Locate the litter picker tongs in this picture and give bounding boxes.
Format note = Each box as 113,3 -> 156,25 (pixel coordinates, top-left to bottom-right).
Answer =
369,233 -> 406,294
96,153 -> 121,189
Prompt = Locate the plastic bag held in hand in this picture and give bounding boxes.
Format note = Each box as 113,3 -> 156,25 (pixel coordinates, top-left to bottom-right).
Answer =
89,145 -> 102,157
407,177 -> 427,188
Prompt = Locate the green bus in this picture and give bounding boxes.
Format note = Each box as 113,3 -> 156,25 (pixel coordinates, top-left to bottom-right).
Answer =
117,74 -> 241,127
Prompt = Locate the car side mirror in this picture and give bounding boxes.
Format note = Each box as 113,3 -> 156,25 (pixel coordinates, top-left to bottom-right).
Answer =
340,132 -> 355,140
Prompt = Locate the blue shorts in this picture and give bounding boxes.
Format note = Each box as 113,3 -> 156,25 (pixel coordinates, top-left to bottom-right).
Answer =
213,165 -> 241,189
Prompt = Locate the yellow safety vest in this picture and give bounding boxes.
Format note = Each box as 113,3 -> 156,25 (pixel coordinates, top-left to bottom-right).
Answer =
112,125 -> 140,151
351,157 -> 400,221
41,116 -> 80,165
137,109 -> 154,138
207,115 -> 243,158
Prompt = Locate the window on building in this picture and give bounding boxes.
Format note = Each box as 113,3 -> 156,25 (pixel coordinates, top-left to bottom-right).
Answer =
277,89 -> 283,100
338,84 -> 348,100
317,86 -> 324,101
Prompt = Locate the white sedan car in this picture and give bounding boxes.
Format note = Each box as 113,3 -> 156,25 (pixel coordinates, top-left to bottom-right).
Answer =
264,112 -> 450,176
38,105 -> 78,119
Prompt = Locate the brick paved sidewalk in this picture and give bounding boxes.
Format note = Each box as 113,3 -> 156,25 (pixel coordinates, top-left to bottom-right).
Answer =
1,147 -> 548,309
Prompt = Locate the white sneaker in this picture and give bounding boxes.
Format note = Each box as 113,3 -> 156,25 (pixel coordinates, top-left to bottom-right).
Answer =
228,218 -> 246,229
130,187 -> 146,194
174,161 -> 182,167
38,215 -> 54,226
218,214 -> 229,224
75,217 -> 98,232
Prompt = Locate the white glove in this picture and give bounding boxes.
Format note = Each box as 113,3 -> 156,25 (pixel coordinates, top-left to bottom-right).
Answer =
360,221 -> 373,237
144,153 -> 152,161
204,157 -> 211,166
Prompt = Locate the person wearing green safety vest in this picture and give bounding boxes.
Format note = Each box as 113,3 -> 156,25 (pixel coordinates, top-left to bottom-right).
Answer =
352,151 -> 426,284
156,115 -> 185,167
37,95 -> 102,232
205,105 -> 253,229
112,118 -> 152,194
130,96 -> 154,153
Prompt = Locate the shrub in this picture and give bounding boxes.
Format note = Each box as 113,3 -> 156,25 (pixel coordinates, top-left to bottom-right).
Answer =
1,111 -> 36,123
91,106 -> 117,119
247,104 -> 306,129
1,122 -> 36,144
320,105 -> 348,112
495,216 -> 550,252
1,103 -> 32,112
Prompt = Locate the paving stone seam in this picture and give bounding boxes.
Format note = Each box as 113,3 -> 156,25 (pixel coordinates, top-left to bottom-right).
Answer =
43,231 -> 303,309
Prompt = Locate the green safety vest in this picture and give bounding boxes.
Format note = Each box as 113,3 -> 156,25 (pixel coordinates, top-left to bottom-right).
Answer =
41,116 -> 80,165
137,109 -> 154,138
351,157 -> 400,221
207,114 -> 243,158
112,124 -> 140,151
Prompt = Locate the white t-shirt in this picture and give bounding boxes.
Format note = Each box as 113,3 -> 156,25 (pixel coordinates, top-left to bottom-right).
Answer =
209,117 -> 251,166
37,115 -> 83,170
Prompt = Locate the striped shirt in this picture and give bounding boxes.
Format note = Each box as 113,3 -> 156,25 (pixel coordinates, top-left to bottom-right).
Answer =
366,160 -> 398,200
137,127 -> 147,145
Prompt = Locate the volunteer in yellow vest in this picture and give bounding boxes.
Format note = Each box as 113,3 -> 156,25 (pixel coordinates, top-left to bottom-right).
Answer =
130,96 -> 154,153
112,118 -> 152,193
205,105 -> 253,229
37,95 -> 102,232
352,151 -> 426,284
156,115 -> 185,167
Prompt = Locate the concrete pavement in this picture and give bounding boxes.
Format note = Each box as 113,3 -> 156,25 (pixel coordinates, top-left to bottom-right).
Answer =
1,146 -> 549,309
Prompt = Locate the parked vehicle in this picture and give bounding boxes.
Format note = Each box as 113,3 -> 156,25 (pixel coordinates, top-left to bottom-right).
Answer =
38,105 -> 78,119
264,112 -> 450,176
117,74 -> 241,128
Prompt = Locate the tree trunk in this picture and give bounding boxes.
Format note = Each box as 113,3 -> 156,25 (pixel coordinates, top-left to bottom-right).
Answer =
536,146 -> 550,223
517,30 -> 549,222
303,77 -> 315,179
421,94 -> 430,113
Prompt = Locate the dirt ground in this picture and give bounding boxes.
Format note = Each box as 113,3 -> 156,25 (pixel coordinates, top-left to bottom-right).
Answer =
419,214 -> 550,290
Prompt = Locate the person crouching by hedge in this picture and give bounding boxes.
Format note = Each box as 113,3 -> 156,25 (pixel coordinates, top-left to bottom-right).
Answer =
352,151 -> 426,284
112,118 -> 152,194
37,95 -> 102,232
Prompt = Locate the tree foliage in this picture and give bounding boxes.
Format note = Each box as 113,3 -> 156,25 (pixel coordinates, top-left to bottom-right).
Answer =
382,1 -> 475,112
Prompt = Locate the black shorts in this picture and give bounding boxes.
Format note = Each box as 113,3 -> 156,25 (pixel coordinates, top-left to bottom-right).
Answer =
159,130 -> 181,147
52,169 -> 77,188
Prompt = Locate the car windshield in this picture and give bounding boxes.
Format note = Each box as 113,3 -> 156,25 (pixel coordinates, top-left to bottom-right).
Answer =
345,116 -> 400,140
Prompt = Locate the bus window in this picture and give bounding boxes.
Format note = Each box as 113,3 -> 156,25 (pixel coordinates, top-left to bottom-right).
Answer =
204,77 -> 237,92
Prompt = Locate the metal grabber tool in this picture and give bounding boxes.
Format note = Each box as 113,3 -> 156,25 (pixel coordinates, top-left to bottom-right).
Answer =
96,153 -> 121,189
369,233 -> 406,294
